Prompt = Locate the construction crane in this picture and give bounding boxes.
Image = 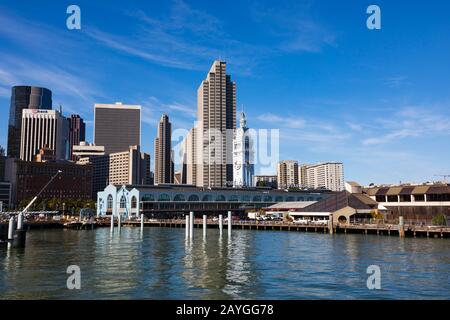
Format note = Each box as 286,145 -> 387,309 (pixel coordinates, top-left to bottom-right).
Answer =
434,174 -> 450,183
21,170 -> 62,214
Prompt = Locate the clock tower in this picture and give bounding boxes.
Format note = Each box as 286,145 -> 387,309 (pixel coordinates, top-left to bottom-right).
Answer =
233,112 -> 254,187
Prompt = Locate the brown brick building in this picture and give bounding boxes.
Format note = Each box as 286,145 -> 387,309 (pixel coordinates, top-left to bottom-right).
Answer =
5,158 -> 93,207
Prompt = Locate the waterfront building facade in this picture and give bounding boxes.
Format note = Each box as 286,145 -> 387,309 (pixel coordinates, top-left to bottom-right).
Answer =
7,86 -> 52,158
305,162 -> 344,191
5,158 -> 92,205
253,175 -> 277,189
94,102 -> 141,154
233,112 -> 254,187
97,184 -> 331,217
77,155 -> 109,199
277,160 -> 299,189
154,114 -> 172,184
68,114 -> 85,160
196,60 -> 236,188
0,182 -> 12,211
20,109 -> 69,161
365,183 -> 450,222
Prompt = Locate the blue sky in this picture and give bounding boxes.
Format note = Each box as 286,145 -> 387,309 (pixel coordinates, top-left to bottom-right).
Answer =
0,0 -> 449,185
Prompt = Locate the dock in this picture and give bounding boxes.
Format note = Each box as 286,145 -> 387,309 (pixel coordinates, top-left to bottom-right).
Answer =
115,219 -> 450,238
2,219 -> 449,241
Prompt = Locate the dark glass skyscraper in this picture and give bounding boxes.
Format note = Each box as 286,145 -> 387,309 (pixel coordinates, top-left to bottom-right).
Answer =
7,86 -> 52,158
154,114 -> 172,184
94,102 -> 141,154
69,114 -> 86,160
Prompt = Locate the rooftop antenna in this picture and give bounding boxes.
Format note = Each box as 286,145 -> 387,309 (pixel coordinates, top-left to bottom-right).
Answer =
59,104 -> 62,114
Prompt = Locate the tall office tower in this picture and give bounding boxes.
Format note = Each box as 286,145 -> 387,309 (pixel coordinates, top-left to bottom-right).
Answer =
197,60 -> 236,187
20,109 -> 69,162
69,114 -> 85,160
181,127 -> 197,185
108,145 -> 148,186
7,86 -> 52,158
140,152 -> 152,185
277,160 -> 299,189
306,162 -> 345,191
94,102 -> 141,154
154,114 -> 172,184
298,164 -> 310,187
0,146 -> 5,181
233,112 -> 254,187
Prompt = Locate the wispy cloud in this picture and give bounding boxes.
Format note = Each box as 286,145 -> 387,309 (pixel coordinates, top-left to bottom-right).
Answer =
362,106 -> 450,145
0,54 -> 103,108
257,113 -> 305,129
85,1 -> 268,75
250,3 -> 337,53
384,76 -> 412,88
140,96 -> 195,129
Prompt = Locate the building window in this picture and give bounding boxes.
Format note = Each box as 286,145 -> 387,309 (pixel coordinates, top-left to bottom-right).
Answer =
120,195 -> 126,208
215,195 -> 226,202
107,195 -> 113,210
141,194 -> 155,202
158,194 -> 171,202
387,195 -> 398,202
399,195 -> 411,202
253,195 -> 262,202
414,194 -> 425,202
188,195 -> 200,202
131,196 -> 137,209
174,194 -> 186,201
375,195 -> 386,202
202,194 -> 213,202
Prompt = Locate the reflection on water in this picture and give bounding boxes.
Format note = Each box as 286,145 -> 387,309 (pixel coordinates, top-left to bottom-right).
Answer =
0,227 -> 449,299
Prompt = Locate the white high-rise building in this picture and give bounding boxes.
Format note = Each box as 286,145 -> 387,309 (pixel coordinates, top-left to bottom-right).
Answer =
233,112 -> 254,187
196,60 -> 236,187
305,162 -> 344,191
20,109 -> 69,161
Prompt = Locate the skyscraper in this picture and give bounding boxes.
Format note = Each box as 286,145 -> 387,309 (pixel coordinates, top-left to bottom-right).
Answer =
233,112 -> 254,187
181,127 -> 197,185
20,109 -> 69,161
69,114 -> 85,160
7,86 -> 52,158
197,60 -> 236,187
154,114 -> 172,184
94,102 -> 141,154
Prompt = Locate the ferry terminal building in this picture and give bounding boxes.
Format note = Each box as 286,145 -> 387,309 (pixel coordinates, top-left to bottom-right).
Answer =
97,184 -> 332,218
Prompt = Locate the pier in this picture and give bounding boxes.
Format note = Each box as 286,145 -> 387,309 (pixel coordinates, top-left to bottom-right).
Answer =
2,218 -> 450,242
113,219 -> 450,238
